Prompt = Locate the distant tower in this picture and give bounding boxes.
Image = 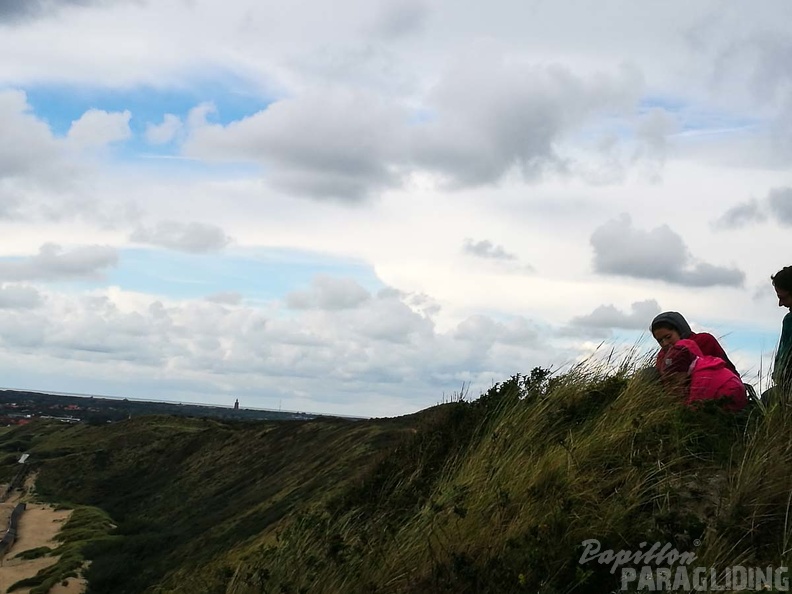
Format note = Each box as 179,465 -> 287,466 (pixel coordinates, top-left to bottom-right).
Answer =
233,399 -> 239,411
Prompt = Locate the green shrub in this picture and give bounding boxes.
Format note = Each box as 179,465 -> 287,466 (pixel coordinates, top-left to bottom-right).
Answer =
13,546 -> 52,560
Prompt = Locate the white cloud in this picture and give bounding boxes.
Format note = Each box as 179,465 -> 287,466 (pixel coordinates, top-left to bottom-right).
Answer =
181,57 -> 642,202
571,299 -> 661,330
453,315 -> 539,346
67,108 -> 132,149
0,91 -> 142,225
411,57 -> 642,188
0,243 -> 118,281
713,198 -> 767,230
0,284 -> 43,309
462,238 -> 517,261
591,214 -> 745,287
0,89 -> 62,178
145,113 -> 182,144
0,282 -> 562,415
129,221 -> 231,253
713,187 -> 792,229
286,276 -> 371,310
183,90 -> 405,202
0,0 -> 790,414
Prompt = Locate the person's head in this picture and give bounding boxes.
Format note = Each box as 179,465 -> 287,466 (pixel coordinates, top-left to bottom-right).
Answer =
652,323 -> 681,350
772,266 -> 792,310
650,312 -> 692,349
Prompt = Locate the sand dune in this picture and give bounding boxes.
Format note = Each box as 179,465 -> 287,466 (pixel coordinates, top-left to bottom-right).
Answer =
0,475 -> 86,594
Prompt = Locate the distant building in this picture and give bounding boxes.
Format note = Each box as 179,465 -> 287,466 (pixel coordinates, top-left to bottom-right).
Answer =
233,399 -> 239,411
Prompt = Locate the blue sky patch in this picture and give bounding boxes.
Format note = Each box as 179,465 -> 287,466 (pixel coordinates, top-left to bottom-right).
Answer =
11,81 -> 276,164
87,247 -> 387,302
639,95 -> 760,135
20,81 -> 273,136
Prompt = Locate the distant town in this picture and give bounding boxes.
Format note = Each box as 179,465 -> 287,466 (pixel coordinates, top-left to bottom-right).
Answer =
0,389 -> 336,426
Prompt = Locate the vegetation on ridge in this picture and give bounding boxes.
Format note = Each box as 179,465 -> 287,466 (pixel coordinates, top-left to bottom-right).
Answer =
0,359 -> 790,593
227,363 -> 786,594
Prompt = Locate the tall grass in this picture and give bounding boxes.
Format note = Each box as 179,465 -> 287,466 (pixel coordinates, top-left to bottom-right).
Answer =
228,358 -> 791,594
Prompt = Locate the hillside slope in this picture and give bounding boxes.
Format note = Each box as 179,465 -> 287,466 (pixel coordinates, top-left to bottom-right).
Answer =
226,368 -> 791,593
0,414 -> 419,593
1,365 -> 790,594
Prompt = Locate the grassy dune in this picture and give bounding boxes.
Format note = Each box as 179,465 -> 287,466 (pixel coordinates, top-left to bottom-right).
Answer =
226,366 -> 789,593
0,362 -> 789,593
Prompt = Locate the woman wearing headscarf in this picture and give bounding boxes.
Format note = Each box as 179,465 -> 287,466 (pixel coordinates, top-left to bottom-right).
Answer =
650,311 -> 738,376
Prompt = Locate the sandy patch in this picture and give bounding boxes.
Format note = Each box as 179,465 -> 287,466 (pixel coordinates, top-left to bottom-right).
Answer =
0,476 -> 85,594
48,576 -> 88,594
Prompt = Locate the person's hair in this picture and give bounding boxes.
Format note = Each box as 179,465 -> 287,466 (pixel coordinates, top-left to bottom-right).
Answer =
651,322 -> 677,334
771,266 -> 792,293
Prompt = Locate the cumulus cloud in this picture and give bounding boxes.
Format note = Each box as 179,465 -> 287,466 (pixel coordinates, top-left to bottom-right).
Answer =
286,276 -> 371,310
571,299 -> 661,330
713,198 -> 767,229
453,315 -> 539,346
130,221 -> 231,253
145,114 -> 182,145
713,187 -> 792,229
0,244 -> 118,281
0,90 -> 62,178
0,91 -> 140,224
403,291 -> 441,318
591,214 -> 744,287
0,285 -> 43,309
183,94 -> 405,202
410,58 -> 641,188
0,282 -> 558,415
182,58 -> 641,201
462,238 -> 517,261
67,109 -> 132,149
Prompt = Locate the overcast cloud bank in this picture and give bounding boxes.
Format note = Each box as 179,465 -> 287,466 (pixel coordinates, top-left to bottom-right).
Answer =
0,0 -> 788,415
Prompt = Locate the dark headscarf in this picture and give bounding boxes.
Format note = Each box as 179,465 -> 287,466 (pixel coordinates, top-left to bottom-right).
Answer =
650,311 -> 693,338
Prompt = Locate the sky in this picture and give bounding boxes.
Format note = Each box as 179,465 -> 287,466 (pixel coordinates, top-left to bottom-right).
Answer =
0,0 -> 790,417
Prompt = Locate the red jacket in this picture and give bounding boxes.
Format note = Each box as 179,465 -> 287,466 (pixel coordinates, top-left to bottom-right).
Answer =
662,339 -> 747,411
655,332 -> 738,376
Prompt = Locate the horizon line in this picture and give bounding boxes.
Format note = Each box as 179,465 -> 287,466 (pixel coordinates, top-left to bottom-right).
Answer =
0,386 -> 369,420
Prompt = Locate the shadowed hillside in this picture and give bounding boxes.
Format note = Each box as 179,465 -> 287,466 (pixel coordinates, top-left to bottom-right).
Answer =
0,414 -> 419,593
1,362 -> 790,593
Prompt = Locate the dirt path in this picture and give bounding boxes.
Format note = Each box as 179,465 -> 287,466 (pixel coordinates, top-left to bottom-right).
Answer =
0,474 -> 87,594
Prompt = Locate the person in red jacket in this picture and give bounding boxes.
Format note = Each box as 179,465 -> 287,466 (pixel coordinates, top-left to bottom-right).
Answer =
660,338 -> 747,411
650,311 -> 738,376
